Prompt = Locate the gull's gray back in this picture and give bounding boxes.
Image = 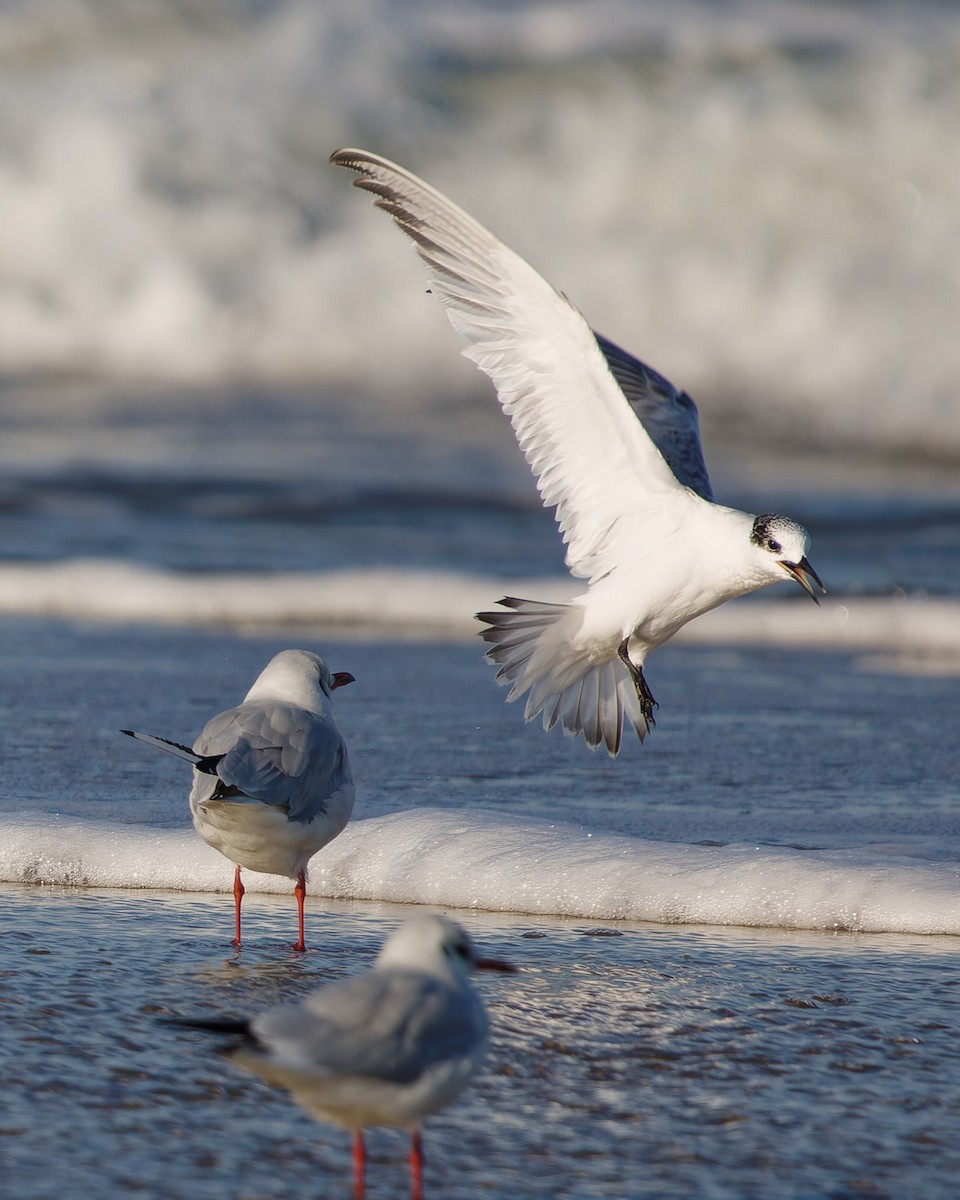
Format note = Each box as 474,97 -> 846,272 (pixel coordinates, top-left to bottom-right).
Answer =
192,700 -> 352,823
595,332 -> 714,501
252,969 -> 488,1085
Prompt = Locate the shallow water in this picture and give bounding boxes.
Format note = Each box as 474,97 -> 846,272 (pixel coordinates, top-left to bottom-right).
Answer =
2,616 -> 959,1195
5,885 -> 960,1200
1,617 -> 956,852
1,617 -> 958,938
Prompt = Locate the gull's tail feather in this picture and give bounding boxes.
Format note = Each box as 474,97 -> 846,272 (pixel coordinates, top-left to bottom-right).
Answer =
120,729 -> 222,774
477,598 -> 651,755
161,1015 -> 252,1036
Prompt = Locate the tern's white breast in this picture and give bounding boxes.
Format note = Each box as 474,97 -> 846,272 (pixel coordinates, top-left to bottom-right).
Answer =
582,502 -> 763,654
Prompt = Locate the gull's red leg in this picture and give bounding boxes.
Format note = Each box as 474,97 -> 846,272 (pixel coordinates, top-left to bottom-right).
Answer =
293,870 -> 307,952
352,1130 -> 366,1200
231,865 -> 244,948
409,1130 -> 424,1200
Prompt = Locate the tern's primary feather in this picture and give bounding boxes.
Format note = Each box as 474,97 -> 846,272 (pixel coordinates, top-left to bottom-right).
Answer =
594,332 -> 715,502
331,147 -> 684,585
332,149 -> 823,755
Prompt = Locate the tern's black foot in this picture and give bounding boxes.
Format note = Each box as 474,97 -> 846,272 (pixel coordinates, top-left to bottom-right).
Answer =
618,639 -> 658,727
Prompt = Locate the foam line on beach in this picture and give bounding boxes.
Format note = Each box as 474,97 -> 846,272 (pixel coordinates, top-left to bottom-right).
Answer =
0,558 -> 958,656
3,809 -> 959,936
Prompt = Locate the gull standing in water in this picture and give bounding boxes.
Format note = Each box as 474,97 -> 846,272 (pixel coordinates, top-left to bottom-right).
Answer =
163,914 -> 515,1200
123,649 -> 355,950
331,148 -> 824,756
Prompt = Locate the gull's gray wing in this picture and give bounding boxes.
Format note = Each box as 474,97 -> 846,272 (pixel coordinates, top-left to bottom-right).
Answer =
244,970 -> 486,1084
594,333 -> 714,502
194,701 -> 350,822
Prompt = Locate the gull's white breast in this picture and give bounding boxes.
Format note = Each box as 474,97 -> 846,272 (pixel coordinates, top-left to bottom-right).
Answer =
190,780 -> 355,879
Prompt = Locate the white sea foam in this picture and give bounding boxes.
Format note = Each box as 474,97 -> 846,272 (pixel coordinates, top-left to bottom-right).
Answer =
0,1 -> 956,456
3,809 -> 959,936
0,560 -> 563,635
0,558 -> 958,663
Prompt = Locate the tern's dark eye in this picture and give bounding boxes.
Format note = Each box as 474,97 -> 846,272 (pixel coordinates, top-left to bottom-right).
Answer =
766,538 -> 782,554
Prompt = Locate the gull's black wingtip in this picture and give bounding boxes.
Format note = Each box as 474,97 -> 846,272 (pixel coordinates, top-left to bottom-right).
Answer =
159,1014 -> 252,1036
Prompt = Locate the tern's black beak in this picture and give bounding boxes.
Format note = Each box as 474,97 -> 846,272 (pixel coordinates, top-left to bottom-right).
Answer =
330,671 -> 356,690
780,556 -> 825,605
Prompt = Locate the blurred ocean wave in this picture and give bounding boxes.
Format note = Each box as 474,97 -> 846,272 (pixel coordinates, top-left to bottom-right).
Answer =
0,0 -> 956,458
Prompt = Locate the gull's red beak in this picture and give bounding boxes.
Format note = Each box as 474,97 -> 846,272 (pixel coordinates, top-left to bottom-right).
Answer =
475,956 -> 517,973
331,672 -> 356,690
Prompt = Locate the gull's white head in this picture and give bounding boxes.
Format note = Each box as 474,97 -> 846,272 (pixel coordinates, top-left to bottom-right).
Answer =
244,649 -> 356,707
749,514 -> 825,603
375,915 -> 515,983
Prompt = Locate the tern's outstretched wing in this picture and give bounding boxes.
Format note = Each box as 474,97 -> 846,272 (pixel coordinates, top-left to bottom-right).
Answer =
331,148 -> 691,582
594,333 -> 714,502
193,702 -> 350,823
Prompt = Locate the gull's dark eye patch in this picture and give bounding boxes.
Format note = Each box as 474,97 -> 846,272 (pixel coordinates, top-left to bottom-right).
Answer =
766,538 -> 782,554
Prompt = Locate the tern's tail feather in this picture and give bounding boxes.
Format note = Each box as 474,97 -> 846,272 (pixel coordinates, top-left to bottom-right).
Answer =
477,597 -> 651,756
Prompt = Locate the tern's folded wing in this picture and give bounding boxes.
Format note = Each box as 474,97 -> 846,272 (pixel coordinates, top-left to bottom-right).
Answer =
331,148 -> 689,582
594,333 -> 714,502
